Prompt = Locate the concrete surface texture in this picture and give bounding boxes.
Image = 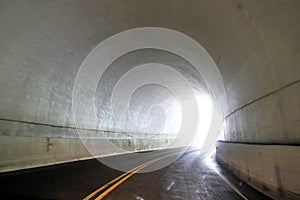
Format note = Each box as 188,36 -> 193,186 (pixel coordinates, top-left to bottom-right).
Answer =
216,142 -> 300,199
0,0 -> 299,199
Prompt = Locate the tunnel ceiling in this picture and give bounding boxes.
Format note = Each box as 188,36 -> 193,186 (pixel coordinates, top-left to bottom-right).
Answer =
96,49 -> 208,133
0,0 -> 299,145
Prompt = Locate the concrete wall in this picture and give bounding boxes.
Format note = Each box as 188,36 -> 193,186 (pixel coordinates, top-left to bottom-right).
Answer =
216,142 -> 300,199
214,1 -> 300,199
0,116 -> 171,172
0,1 -> 299,197
0,134 -> 169,172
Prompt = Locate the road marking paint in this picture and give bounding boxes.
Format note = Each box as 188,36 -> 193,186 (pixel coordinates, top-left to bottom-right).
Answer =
166,181 -> 175,191
95,155 -> 172,200
210,164 -> 248,200
84,152 -> 178,200
86,149 -> 248,200
83,159 -> 159,200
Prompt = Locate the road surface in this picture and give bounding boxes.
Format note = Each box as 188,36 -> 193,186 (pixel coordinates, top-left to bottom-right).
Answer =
0,147 -> 271,200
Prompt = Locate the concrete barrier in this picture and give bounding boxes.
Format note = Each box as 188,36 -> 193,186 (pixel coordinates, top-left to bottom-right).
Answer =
216,141 -> 300,199
0,134 -> 171,172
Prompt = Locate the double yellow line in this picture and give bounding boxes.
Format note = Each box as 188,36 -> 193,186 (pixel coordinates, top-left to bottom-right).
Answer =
84,153 -> 177,200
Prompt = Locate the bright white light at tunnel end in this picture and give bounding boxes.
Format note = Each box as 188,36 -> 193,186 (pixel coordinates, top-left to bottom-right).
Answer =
191,93 -> 213,148
72,27 -> 227,173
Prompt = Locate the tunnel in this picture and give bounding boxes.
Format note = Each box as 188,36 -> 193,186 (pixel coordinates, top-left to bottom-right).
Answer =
0,1 -> 299,199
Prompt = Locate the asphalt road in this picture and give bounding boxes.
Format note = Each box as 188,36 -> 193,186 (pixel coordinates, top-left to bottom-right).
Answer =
0,147 -> 271,200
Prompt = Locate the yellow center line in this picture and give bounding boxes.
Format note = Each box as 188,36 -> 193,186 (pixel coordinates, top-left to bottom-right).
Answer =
84,152 -> 178,200
95,157 -> 164,200
83,159 -> 159,200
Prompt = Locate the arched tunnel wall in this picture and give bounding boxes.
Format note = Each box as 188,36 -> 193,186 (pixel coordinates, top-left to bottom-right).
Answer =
0,1 -> 299,199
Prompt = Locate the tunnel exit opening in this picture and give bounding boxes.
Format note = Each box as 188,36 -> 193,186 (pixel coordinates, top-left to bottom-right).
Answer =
72,27 -> 227,171
191,93 -> 213,148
